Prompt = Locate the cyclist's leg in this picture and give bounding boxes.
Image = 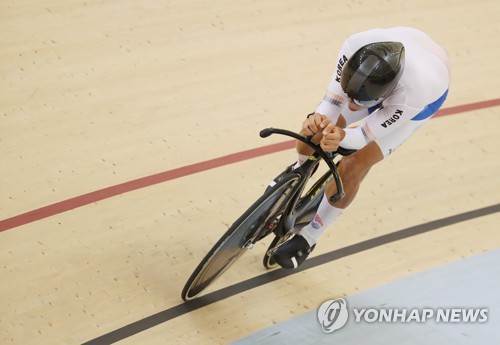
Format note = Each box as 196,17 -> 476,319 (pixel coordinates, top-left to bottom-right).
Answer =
273,137 -> 383,269
299,119 -> 425,246
273,107 -> 371,268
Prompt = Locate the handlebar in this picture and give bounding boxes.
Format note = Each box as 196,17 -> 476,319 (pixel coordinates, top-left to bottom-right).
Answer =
259,127 -> 356,203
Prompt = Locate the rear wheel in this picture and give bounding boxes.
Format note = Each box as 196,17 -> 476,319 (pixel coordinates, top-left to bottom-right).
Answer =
181,174 -> 300,301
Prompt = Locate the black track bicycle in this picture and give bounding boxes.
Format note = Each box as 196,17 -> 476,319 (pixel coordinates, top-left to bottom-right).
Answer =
181,127 -> 355,301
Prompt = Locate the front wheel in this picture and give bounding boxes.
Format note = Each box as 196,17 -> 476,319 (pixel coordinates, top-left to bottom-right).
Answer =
181,174 -> 300,301
262,235 -> 287,269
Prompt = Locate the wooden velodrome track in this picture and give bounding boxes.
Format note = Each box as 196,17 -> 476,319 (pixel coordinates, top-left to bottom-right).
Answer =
1,0 -> 499,344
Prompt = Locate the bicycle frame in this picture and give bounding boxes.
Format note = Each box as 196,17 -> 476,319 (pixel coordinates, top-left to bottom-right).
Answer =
275,154 -> 322,237
255,128 -> 353,245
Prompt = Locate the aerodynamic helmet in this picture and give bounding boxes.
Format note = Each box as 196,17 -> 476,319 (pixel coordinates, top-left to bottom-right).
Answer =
340,41 -> 405,107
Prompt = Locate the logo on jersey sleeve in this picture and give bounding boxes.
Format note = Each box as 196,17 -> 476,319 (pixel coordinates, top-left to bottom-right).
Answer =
381,109 -> 404,128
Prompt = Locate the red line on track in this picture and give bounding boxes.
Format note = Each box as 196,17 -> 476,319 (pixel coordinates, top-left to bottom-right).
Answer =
1,98 -> 499,233
433,98 -> 500,118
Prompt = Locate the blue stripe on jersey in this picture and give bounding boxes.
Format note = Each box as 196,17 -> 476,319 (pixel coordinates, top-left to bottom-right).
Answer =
368,104 -> 382,114
411,90 -> 449,121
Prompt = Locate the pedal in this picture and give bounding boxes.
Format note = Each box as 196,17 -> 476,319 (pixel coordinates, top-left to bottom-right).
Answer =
266,247 -> 278,257
266,231 -> 294,257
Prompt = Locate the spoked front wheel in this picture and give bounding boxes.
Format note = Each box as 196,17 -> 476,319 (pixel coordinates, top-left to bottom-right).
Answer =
181,174 -> 299,301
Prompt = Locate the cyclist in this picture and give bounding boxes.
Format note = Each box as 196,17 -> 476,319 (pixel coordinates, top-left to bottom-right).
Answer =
272,27 -> 451,269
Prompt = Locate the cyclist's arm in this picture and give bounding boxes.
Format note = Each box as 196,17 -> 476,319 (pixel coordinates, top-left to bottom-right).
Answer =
338,103 -> 421,150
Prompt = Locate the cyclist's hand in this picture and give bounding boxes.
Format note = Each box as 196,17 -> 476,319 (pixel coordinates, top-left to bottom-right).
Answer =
300,114 -> 331,137
320,124 -> 346,152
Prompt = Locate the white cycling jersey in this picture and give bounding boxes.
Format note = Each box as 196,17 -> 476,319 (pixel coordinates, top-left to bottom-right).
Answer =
315,27 -> 451,154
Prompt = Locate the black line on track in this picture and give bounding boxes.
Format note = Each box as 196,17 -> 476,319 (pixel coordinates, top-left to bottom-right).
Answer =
82,203 -> 500,344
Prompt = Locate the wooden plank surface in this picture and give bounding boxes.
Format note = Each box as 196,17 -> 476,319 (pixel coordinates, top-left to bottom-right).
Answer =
1,0 -> 499,344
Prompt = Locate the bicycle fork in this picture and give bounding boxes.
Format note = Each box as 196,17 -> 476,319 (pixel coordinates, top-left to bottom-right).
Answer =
265,170 -> 333,257
241,175 -> 304,250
